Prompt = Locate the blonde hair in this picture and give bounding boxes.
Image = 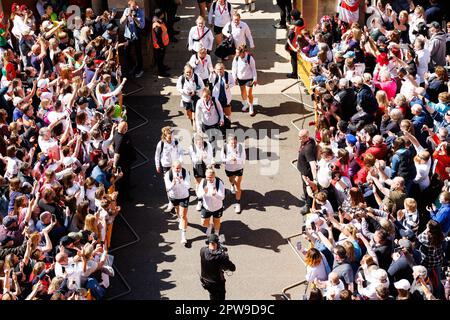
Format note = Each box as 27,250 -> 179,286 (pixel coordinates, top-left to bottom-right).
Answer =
404,198 -> 417,212
376,90 -> 389,107
160,126 -> 172,141
84,214 -> 100,239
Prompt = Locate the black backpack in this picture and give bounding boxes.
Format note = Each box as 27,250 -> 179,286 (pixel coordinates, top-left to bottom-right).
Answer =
202,177 -> 222,191
396,148 -> 416,180
214,71 -> 229,87
181,73 -> 200,88
159,139 -> 179,166
212,1 -> 232,19
168,168 -> 186,182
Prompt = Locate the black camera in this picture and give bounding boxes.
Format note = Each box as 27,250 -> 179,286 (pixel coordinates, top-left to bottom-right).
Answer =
318,208 -> 327,218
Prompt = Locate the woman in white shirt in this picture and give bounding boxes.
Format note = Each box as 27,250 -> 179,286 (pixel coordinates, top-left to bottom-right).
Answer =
221,135 -> 246,213
413,37 -> 430,86
300,247 -> 329,283
188,47 -> 214,87
188,16 -> 214,54
209,62 -> 234,120
176,64 -> 205,130
232,44 -> 257,116
164,161 -> 191,246
189,133 -> 213,211
208,0 -> 232,45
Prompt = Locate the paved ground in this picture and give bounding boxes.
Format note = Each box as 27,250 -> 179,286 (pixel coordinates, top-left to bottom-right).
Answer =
106,0 -> 315,300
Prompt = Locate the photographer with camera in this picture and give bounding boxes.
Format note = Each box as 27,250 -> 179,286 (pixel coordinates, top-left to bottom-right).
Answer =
200,233 -> 235,300
120,0 -> 145,78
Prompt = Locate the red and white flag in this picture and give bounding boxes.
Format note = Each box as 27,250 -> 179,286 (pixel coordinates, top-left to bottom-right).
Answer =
337,0 -> 361,24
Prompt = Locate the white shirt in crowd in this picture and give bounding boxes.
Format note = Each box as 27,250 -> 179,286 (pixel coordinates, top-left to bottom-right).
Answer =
208,1 -> 232,27
231,53 -> 257,81
154,140 -> 184,169
195,97 -> 224,132
415,48 -> 430,83
189,140 -> 213,166
176,74 -> 205,103
164,168 -> 191,200
188,54 -> 213,81
305,259 -> 328,283
209,71 -> 234,105
197,178 -> 225,212
221,143 -> 246,172
222,20 -> 254,49
188,25 -> 214,53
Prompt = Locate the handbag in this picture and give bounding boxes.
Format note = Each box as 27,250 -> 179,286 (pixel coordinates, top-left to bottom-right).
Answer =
214,23 -> 235,59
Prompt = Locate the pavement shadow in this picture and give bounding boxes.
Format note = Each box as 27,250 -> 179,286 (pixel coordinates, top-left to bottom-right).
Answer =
107,95 -> 182,299
241,189 -> 300,212
259,101 -> 311,117
220,220 -> 285,252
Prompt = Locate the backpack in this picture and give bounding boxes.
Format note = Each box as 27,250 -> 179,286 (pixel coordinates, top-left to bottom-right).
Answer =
193,140 -> 208,153
235,53 -> 252,64
90,141 -> 105,165
223,143 -> 243,157
159,139 -> 179,167
212,1 -> 232,19
181,73 -> 200,88
202,176 -> 222,191
214,71 -> 229,86
396,148 -> 416,180
168,168 -> 186,182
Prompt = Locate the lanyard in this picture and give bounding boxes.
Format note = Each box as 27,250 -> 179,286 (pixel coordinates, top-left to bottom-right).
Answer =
200,57 -> 206,67
197,26 -> 204,39
203,99 -> 213,112
218,3 -> 226,15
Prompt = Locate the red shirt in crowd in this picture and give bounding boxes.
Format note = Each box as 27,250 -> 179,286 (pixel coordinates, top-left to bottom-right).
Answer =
362,143 -> 388,160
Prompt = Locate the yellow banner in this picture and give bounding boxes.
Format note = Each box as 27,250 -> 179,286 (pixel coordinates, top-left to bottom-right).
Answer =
297,53 -> 312,94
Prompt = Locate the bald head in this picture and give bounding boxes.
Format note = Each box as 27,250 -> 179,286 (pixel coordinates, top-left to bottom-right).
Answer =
299,129 -> 309,139
372,135 -> 383,145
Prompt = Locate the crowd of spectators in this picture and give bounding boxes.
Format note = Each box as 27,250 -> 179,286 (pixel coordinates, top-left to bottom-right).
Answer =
295,0 -> 450,300
0,1 -> 137,300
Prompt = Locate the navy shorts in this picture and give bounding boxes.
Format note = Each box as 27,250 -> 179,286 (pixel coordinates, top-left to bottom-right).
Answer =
201,207 -> 223,219
169,197 -> 190,208
225,169 -> 243,177
237,78 -> 254,87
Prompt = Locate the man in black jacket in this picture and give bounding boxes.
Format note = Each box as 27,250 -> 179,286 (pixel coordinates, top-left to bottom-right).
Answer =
152,9 -> 170,77
200,234 -> 236,300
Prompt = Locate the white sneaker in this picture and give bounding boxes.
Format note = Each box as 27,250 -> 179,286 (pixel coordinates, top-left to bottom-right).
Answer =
250,2 -> 256,12
196,200 -> 202,211
181,232 -> 187,245
206,224 -> 213,236
244,4 -> 250,12
167,202 -> 174,211
242,102 -> 249,112
231,184 -> 236,194
234,203 -> 241,214
249,105 -> 255,116
219,234 -> 226,244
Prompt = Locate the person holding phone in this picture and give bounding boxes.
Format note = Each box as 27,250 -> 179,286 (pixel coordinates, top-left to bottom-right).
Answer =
164,161 -> 191,246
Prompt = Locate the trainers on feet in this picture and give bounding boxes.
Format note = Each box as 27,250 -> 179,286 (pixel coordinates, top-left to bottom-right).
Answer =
242,103 -> 249,112
235,203 -> 241,214
181,232 -> 187,245
250,2 -> 256,12
244,4 -> 250,11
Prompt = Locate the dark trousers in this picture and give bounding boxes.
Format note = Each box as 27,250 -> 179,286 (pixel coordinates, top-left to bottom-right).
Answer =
125,38 -> 143,73
202,279 -> 226,300
116,164 -> 131,197
154,47 -> 167,72
166,2 -> 178,37
289,50 -> 298,76
202,123 -> 221,157
300,173 -> 313,208
277,0 -> 292,26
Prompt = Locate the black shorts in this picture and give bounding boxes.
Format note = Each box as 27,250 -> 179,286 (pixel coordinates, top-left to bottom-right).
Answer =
202,78 -> 209,87
182,101 -> 195,111
201,207 -> 223,219
162,166 -> 171,174
193,163 -> 207,178
169,197 -> 190,208
225,169 -> 243,177
213,26 -> 223,35
237,78 -> 254,87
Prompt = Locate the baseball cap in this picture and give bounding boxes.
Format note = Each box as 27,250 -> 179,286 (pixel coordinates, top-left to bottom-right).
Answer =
398,239 -> 413,252
343,51 -> 355,59
42,20 -> 53,31
373,268 -> 388,282
399,228 -> 416,241
394,279 -> 411,291
412,265 -> 427,278
39,211 -> 51,222
428,21 -> 440,29
205,234 -> 220,245
346,134 -> 357,145
3,216 -> 18,228
60,235 -> 75,246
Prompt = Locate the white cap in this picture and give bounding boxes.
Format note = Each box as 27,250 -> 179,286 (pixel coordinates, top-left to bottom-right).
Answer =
412,265 -> 427,278
42,20 -> 53,31
38,78 -> 49,89
394,279 -> 411,291
372,268 -> 388,282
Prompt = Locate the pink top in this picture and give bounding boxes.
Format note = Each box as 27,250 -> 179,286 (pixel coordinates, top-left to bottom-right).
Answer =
373,70 -> 397,100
